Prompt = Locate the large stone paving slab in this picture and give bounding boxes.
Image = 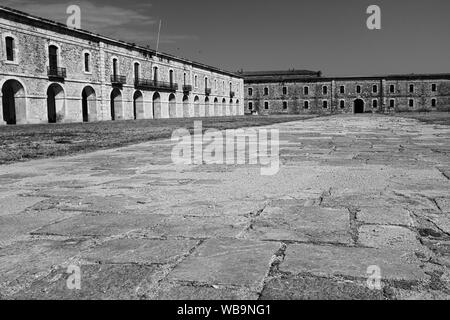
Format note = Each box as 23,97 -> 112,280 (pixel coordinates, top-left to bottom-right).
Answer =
280,243 -> 426,282
168,238 -> 280,288
82,238 -> 199,265
241,204 -> 352,244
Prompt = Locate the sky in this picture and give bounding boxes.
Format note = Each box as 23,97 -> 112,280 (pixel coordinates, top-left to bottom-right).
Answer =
2,0 -> 450,76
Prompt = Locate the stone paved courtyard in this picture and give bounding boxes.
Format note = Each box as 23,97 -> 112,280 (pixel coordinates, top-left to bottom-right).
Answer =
1,114 -> 450,300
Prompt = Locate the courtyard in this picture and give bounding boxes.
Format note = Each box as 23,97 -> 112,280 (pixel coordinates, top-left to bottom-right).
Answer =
0,114 -> 450,299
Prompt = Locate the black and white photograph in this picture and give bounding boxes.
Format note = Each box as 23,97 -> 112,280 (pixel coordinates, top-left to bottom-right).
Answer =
0,0 -> 449,309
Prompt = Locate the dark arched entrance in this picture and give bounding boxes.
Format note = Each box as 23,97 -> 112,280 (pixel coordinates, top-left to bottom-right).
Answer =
354,99 -> 364,114
110,88 -> 122,121
2,80 -> 26,125
133,91 -> 143,120
82,86 -> 96,122
47,83 -> 65,123
153,92 -> 161,119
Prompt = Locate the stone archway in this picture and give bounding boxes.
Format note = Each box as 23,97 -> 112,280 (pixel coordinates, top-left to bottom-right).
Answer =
110,88 -> 122,121
47,83 -> 65,123
182,95 -> 190,118
205,97 -> 210,117
153,92 -> 161,119
82,86 -> 96,122
169,93 -> 177,118
133,91 -> 143,120
1,79 -> 26,125
354,99 -> 364,114
194,96 -> 200,117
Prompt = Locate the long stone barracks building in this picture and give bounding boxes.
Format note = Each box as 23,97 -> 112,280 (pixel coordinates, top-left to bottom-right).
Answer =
241,70 -> 450,115
0,6 -> 244,125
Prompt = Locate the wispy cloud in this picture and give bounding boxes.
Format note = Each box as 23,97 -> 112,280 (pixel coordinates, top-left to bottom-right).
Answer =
1,0 -> 198,45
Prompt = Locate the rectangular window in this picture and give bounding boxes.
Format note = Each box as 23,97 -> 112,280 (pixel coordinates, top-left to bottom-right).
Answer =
323,100 -> 328,108
304,101 -> 309,109
282,87 -> 287,95
84,53 -> 90,72
409,84 -> 414,93
390,85 -> 395,93
248,102 -> 253,110
340,100 -> 345,109
283,101 -> 288,109
432,84 -> 437,92
248,88 -> 253,96
356,85 -> 361,94
409,99 -> 414,107
373,85 -> 378,93
340,86 -> 345,94
372,100 -> 378,108
390,99 -> 395,108
322,86 -> 328,95
264,101 -> 269,109
5,37 -> 14,61
304,86 -> 309,95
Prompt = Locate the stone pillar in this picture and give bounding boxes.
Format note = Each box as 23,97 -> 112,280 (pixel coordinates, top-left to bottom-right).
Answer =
0,92 -> 5,125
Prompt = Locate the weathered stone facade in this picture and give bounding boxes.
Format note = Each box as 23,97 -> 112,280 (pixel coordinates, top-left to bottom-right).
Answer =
242,71 -> 450,115
0,7 -> 244,125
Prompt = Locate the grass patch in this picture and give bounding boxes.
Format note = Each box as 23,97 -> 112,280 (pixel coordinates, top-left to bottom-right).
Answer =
0,115 -> 318,165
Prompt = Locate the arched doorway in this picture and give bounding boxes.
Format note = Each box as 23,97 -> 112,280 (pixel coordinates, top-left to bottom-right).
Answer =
194,96 -> 200,117
47,83 -> 65,123
354,99 -> 364,114
222,98 -> 226,117
169,93 -> 177,118
205,97 -> 210,117
182,95 -> 190,118
153,92 -> 161,119
133,91 -> 143,120
110,88 -> 122,121
214,98 -> 219,116
2,79 -> 26,125
82,86 -> 96,122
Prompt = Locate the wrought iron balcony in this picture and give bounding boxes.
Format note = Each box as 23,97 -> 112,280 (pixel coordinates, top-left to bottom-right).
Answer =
135,78 -> 178,92
205,88 -> 212,96
47,67 -> 66,79
230,91 -> 235,98
111,75 -> 127,85
183,85 -> 193,93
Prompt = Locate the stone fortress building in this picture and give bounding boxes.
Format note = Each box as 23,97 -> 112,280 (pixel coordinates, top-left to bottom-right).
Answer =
0,6 -> 244,125
241,70 -> 450,115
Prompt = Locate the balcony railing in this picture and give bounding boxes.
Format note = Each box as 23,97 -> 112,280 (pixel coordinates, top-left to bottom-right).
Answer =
183,85 -> 193,93
205,88 -> 212,96
111,75 -> 127,85
135,78 -> 178,92
230,91 -> 235,98
47,67 -> 66,79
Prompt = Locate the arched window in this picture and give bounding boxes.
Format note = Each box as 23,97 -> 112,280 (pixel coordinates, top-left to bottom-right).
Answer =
264,87 -> 269,95
134,62 -> 140,81
169,70 -> 174,85
84,52 -> 91,72
153,66 -> 158,82
112,58 -> 118,76
431,98 -> 437,107
48,45 -> 58,70
205,77 -> 208,89
5,36 -> 14,61
194,75 -> 198,88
